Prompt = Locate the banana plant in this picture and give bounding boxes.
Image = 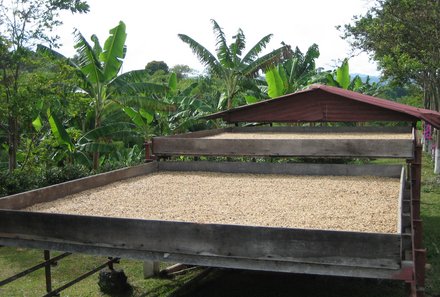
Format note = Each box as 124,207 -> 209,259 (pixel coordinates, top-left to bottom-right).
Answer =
265,44 -> 320,99
38,21 -> 173,169
179,19 -> 291,109
46,109 -> 137,167
326,58 -> 363,91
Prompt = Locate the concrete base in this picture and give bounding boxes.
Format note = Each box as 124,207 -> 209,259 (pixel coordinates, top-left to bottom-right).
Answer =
143,261 -> 160,279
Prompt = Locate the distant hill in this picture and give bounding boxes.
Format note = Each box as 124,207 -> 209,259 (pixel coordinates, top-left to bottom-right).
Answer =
351,73 -> 381,84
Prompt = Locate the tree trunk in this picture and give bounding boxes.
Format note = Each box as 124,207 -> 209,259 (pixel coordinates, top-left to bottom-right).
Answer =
8,116 -> 18,172
92,114 -> 101,170
435,129 -> 440,174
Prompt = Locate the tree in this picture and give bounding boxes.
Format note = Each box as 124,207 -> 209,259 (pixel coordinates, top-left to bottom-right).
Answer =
170,64 -> 194,79
265,44 -> 320,98
145,60 -> 169,75
342,0 -> 440,172
178,19 -> 291,109
0,0 -> 89,172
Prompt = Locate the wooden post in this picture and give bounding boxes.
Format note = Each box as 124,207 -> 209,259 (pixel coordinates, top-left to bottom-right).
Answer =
143,261 -> 160,279
43,250 -> 53,295
410,139 -> 425,297
145,141 -> 152,162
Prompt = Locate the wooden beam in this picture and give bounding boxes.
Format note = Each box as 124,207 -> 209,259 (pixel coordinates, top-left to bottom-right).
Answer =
0,210 -> 401,270
0,236 -> 405,280
152,138 -> 413,158
159,161 -> 404,178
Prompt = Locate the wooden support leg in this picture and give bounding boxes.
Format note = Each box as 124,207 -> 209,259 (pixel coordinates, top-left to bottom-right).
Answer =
44,250 -> 58,296
414,249 -> 426,297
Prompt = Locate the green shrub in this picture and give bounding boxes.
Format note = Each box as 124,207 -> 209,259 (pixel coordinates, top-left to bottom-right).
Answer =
43,164 -> 90,186
0,169 -> 42,197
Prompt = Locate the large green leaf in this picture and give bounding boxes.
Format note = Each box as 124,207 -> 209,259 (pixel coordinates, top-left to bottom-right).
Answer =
336,58 -> 350,89
79,122 -> 136,142
114,69 -> 149,83
211,19 -> 234,68
123,107 -> 146,128
326,73 -> 339,87
231,28 -> 246,59
47,110 -> 74,151
168,72 -> 177,95
139,109 -> 154,124
265,67 -> 285,98
244,95 -> 259,104
91,34 -> 102,57
242,44 -> 290,77
115,96 -> 175,112
32,116 -> 43,132
80,143 -> 118,153
112,81 -> 169,95
242,34 -> 273,65
100,21 -> 127,82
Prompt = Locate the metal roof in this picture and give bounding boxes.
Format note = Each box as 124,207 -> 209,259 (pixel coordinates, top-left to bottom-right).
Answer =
205,84 -> 440,128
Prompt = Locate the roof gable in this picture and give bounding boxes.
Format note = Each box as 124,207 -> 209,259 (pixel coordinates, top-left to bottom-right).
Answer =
206,85 -> 440,128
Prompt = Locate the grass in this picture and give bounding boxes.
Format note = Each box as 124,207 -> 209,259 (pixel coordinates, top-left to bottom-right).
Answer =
0,154 -> 439,297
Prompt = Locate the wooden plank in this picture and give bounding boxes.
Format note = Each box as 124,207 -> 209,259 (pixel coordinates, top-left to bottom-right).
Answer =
152,138 -> 413,158
231,126 -> 413,134
153,128 -> 229,139
158,161 -> 404,178
397,167 -> 406,233
0,237 -> 405,280
0,162 -> 158,210
0,210 -> 401,269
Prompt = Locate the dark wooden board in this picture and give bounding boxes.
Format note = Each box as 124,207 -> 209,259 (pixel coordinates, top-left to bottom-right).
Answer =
0,210 -> 401,270
153,138 -> 413,158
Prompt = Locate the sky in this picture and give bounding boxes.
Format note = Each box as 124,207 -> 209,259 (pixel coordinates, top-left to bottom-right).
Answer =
54,0 -> 380,76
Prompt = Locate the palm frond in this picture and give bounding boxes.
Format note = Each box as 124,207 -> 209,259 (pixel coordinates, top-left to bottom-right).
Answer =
178,34 -> 223,77
242,34 -> 273,65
